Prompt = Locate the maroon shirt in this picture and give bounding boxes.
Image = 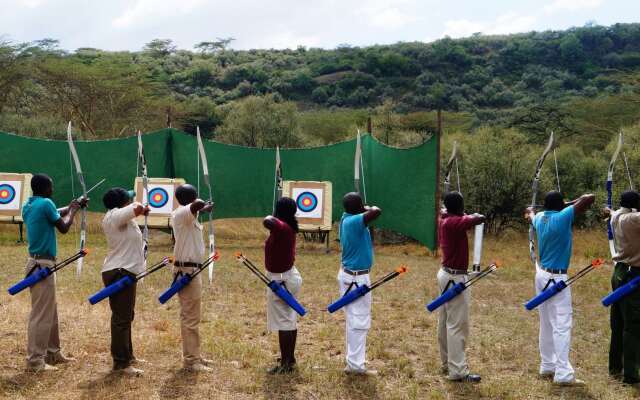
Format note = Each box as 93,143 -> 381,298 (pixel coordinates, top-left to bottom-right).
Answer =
265,218 -> 296,273
438,213 -> 482,271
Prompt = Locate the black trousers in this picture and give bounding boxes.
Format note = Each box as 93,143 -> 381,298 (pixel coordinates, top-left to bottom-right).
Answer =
102,269 -> 137,370
609,262 -> 640,383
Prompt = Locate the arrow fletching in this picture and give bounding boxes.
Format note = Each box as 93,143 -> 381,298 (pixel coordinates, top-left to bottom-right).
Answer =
592,258 -> 605,268
395,265 -> 408,274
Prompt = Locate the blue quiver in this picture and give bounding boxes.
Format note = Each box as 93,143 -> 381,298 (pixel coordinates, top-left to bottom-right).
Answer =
268,281 -> 306,316
327,285 -> 371,313
89,275 -> 134,305
525,280 -> 568,310
602,275 -> 640,307
426,282 -> 466,312
8,267 -> 52,295
158,274 -> 192,304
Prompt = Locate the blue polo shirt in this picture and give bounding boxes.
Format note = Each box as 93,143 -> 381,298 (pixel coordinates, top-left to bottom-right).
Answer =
533,205 -> 575,271
340,212 -> 373,270
22,196 -> 61,257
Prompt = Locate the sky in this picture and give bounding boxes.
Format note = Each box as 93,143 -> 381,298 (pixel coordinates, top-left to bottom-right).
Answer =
0,0 -> 639,51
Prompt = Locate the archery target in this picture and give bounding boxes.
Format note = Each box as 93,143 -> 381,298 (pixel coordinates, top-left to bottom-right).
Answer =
292,187 -> 324,219
145,183 -> 174,214
0,181 -> 21,210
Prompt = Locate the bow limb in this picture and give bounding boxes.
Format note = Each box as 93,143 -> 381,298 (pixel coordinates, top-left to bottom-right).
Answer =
67,122 -> 87,277
607,132 -> 624,257
273,146 -> 282,214
137,130 -> 149,269
196,127 -> 216,284
443,141 -> 459,194
529,132 -> 557,266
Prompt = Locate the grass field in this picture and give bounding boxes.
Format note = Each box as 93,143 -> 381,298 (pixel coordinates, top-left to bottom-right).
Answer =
0,215 -> 638,400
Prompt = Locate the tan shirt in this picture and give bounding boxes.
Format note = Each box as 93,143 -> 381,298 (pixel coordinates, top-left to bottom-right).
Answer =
172,205 -> 205,264
102,204 -> 144,275
611,207 -> 640,266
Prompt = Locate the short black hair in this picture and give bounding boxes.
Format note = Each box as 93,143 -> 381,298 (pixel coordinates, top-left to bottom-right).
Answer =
31,174 -> 52,195
544,191 -> 564,211
274,197 -> 299,232
343,192 -> 363,214
175,184 -> 198,206
444,191 -> 464,215
103,187 -> 130,210
620,190 -> 640,210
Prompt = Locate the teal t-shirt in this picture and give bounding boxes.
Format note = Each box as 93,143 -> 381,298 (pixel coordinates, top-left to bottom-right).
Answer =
340,212 -> 373,270
533,205 -> 575,271
22,196 -> 61,257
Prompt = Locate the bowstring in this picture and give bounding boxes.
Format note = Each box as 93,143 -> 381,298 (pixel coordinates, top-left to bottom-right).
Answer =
623,151 -> 634,190
553,149 -> 561,193
360,149 -> 367,203
454,157 -> 461,193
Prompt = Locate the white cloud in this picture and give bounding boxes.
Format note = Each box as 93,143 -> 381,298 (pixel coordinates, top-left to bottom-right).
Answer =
112,0 -> 205,28
360,0 -> 419,30
544,0 -> 603,14
442,12 -> 537,38
14,0 -> 45,7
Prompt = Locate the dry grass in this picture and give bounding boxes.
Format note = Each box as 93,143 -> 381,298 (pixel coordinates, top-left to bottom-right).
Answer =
0,215 -> 638,400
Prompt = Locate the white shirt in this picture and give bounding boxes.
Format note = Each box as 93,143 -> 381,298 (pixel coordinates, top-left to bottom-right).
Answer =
611,207 -> 640,266
172,204 -> 205,263
102,204 -> 145,275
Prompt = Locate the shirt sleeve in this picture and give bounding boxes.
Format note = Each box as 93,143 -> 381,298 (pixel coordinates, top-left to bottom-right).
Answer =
559,205 -> 575,228
458,214 -> 482,231
172,205 -> 195,228
44,199 -> 61,224
111,204 -> 137,227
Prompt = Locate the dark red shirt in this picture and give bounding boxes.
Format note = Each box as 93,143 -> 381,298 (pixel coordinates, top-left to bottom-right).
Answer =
265,218 -> 296,273
438,213 -> 482,271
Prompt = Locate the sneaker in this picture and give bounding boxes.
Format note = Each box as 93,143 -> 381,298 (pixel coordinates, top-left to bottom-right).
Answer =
130,358 -> 149,366
117,366 -> 144,377
27,363 -> 58,372
553,378 -> 585,387
268,364 -> 296,375
450,374 -> 481,383
539,371 -> 555,380
185,363 -> 213,372
45,352 -> 76,365
199,358 -> 214,366
344,367 -> 378,377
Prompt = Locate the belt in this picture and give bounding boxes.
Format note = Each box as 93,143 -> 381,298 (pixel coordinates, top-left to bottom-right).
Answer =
540,266 -> 567,275
174,261 -> 202,268
29,254 -> 56,261
342,268 -> 370,276
441,267 -> 468,275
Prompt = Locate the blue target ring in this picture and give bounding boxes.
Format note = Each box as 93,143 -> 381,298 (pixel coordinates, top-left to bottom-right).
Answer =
296,192 -> 318,213
0,184 -> 16,205
148,187 -> 169,208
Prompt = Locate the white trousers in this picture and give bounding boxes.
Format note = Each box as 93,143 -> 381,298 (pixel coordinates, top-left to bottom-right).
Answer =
535,266 -> 575,383
337,269 -> 372,372
437,269 -> 470,379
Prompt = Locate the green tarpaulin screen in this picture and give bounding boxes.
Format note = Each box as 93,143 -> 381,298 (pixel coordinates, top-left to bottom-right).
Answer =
0,129 -> 438,249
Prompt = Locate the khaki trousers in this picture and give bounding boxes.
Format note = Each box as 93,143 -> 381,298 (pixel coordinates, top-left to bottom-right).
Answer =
25,258 -> 61,368
175,267 -> 203,367
437,268 -> 470,380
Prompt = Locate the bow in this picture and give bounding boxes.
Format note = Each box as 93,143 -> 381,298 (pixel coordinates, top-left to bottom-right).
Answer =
67,121 -> 87,277
197,127 -> 216,284
443,141 -> 460,194
528,132 -> 558,266
606,131 -> 634,258
355,130 -> 367,201
273,146 -> 282,214
137,130 -> 149,270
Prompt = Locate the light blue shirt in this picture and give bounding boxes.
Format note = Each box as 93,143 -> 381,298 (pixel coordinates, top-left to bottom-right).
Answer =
340,212 -> 373,270
22,196 -> 61,257
533,206 -> 575,271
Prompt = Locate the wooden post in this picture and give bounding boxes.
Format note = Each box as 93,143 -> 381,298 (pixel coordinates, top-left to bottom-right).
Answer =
367,116 -> 372,134
434,109 -> 443,255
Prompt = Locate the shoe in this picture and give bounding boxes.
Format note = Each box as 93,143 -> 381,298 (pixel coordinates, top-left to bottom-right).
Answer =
27,363 -> 58,372
45,352 -> 76,365
130,358 -> 148,366
553,378 -> 585,387
344,368 -> 378,376
200,358 -> 214,366
117,366 -> 144,377
539,371 -> 555,380
622,377 -> 640,385
450,374 -> 481,383
440,366 -> 449,375
185,363 -> 213,372
268,364 -> 296,375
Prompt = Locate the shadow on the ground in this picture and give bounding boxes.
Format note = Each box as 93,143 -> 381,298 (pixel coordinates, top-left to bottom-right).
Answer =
158,368 -> 198,400
0,372 -> 41,394
78,371 -> 132,400
262,368 -> 304,400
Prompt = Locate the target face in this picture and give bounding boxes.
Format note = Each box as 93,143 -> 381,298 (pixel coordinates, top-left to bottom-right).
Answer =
0,181 -> 22,211
148,188 -> 169,208
296,192 -> 318,212
0,184 -> 16,205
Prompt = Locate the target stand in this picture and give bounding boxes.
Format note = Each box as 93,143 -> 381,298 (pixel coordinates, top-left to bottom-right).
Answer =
283,181 -> 332,253
0,173 -> 33,242
133,177 -> 186,242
